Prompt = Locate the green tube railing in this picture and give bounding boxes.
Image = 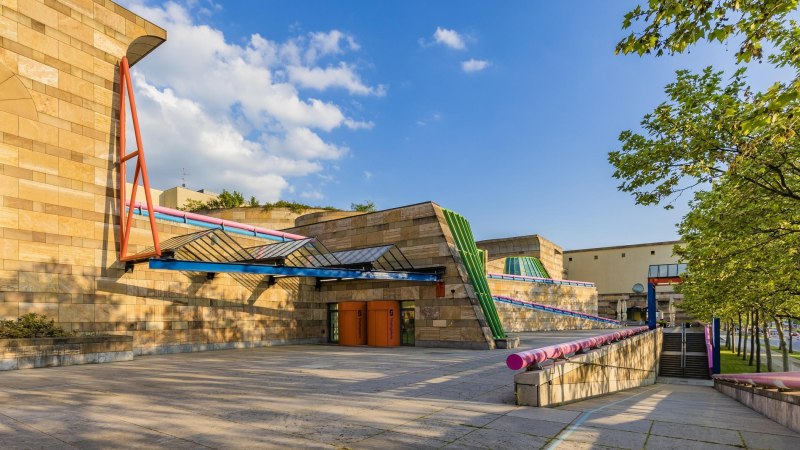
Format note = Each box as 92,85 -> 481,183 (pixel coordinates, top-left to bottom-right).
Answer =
443,209 -> 506,339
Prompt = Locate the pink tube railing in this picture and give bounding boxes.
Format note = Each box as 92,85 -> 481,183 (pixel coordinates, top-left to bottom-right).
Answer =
713,372 -> 800,390
129,202 -> 306,241
705,325 -> 713,376
506,326 -> 650,371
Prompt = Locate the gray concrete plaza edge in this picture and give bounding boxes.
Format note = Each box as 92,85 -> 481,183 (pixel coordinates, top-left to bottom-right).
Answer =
1,330 -> 797,449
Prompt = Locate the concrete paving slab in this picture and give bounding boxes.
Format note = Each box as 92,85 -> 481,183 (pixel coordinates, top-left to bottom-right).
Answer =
0,330 -> 797,449
649,421 -> 744,446
644,434 -> 743,450
446,427 -> 550,449
558,427 -> 649,449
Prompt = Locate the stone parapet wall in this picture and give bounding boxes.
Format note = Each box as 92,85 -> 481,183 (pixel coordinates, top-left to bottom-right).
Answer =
200,206 -> 332,231
514,328 -> 662,406
476,235 -> 564,279
489,278 -> 603,331
715,380 -> 800,433
290,202 -> 495,349
0,334 -> 132,370
495,301 -> 616,332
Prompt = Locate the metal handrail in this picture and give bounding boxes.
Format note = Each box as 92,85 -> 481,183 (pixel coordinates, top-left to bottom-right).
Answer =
713,372 -> 800,390
506,326 -> 650,370
487,273 -> 595,287
493,295 -> 619,325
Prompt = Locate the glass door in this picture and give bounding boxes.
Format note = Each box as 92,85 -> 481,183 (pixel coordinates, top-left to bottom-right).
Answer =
400,301 -> 415,346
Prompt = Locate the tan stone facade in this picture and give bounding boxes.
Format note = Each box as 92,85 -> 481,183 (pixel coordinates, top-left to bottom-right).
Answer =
488,278 -> 609,331
0,1 -> 329,355
288,202 -> 495,349
0,0 -> 607,356
477,234 -> 565,279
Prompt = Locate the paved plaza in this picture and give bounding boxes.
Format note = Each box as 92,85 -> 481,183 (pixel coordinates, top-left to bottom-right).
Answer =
1,330 -> 797,449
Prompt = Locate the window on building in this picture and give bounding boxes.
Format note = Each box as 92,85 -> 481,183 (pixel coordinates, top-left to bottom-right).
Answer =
621,253 -> 626,258
568,257 -> 572,262
650,250 -> 655,255
594,255 -> 598,260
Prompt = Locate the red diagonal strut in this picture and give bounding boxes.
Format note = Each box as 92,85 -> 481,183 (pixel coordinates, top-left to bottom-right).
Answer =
118,56 -> 160,262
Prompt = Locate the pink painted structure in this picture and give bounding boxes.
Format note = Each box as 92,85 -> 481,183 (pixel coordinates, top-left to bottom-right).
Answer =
506,326 -> 650,371
129,202 -> 307,241
714,372 -> 800,390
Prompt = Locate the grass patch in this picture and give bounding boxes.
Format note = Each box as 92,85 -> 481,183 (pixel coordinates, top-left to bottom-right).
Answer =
720,349 -> 766,374
770,345 -> 800,360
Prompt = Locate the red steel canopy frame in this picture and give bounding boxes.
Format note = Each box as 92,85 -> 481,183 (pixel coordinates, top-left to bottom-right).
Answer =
117,56 -> 160,262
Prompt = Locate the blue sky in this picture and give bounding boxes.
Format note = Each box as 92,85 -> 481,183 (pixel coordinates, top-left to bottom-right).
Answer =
123,1 -> 786,249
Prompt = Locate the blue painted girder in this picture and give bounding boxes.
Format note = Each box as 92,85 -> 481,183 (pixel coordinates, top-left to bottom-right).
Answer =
149,258 -> 441,282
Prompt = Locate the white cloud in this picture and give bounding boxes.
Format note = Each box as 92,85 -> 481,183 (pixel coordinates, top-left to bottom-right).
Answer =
433,27 -> 466,50
462,59 -> 491,72
300,190 -> 324,200
287,63 -> 386,96
120,1 -> 380,202
363,171 -> 372,180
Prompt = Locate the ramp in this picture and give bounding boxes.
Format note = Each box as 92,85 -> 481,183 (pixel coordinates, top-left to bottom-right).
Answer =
493,295 -> 619,326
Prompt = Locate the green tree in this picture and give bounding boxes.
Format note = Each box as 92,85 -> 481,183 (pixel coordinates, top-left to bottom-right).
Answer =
351,201 -> 376,212
207,189 -> 245,209
612,1 -> 800,369
247,196 -> 260,207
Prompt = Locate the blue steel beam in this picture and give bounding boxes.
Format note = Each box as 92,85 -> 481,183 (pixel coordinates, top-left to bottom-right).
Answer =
149,258 -> 441,282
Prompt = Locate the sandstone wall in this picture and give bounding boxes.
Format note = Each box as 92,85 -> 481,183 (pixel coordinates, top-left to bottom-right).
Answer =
476,235 -> 564,279
489,278 -> 608,331
515,328 -> 663,407
200,206 -> 328,231
288,202 -> 495,349
0,0 -> 326,355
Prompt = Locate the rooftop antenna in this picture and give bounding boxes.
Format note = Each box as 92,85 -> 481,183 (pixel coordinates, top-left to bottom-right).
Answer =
181,168 -> 188,188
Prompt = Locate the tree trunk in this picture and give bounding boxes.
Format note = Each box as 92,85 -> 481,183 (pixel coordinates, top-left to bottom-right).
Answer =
755,310 -> 761,372
775,316 -> 789,371
726,322 -> 732,351
790,320 -> 794,354
763,317 -> 772,372
737,313 -> 742,356
744,312 -> 750,361
749,311 -> 756,366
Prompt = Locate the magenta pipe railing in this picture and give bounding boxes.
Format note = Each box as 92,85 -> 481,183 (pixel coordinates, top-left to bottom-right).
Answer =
705,325 -> 713,376
713,372 -> 800,390
506,326 -> 650,371
129,202 -> 306,241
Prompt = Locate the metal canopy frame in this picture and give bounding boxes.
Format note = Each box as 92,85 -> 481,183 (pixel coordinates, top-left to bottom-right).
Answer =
143,229 -> 441,284
328,244 -> 414,271
242,238 -> 339,267
117,56 -> 161,262
149,259 -> 440,282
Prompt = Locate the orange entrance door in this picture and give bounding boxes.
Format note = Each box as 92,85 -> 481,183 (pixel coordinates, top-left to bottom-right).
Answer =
338,302 -> 367,346
367,301 -> 401,347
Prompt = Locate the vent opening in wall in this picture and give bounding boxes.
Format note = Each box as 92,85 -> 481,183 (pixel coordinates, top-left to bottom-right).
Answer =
650,250 -> 655,255
593,255 -> 598,260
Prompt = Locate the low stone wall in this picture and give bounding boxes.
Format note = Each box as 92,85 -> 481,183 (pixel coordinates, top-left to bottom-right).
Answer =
0,335 -> 133,371
714,380 -> 800,432
496,301 -> 617,332
514,328 -> 662,406
490,278 -> 608,331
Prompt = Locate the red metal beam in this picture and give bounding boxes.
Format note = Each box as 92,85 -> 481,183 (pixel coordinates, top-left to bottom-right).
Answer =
117,56 -> 160,262
648,276 -> 682,286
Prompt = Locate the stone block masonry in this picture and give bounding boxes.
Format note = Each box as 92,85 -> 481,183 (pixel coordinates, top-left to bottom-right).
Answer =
0,335 -> 133,370
0,1 -> 325,355
288,202 -> 496,350
514,328 -> 662,406
715,380 -> 800,433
